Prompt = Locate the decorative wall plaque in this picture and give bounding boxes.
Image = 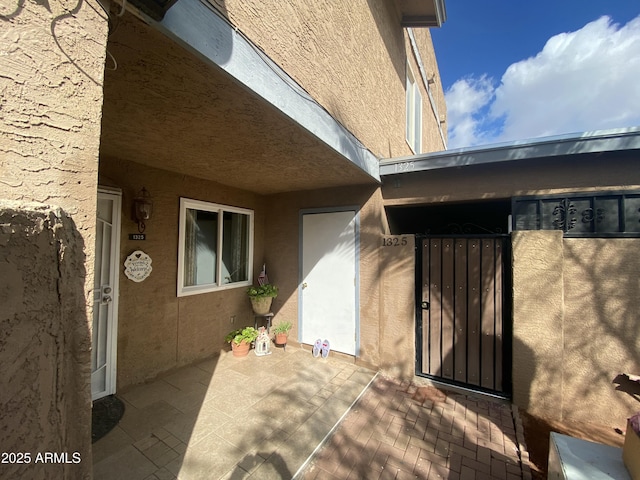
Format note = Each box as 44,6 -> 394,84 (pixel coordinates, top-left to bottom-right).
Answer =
124,250 -> 152,282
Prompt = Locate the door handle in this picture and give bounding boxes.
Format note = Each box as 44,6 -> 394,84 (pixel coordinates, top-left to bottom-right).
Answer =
102,295 -> 112,304
421,301 -> 430,310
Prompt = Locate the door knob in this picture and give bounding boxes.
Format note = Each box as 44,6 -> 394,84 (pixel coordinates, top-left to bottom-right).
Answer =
421,301 -> 430,310
302,283 -> 308,289
102,295 -> 112,304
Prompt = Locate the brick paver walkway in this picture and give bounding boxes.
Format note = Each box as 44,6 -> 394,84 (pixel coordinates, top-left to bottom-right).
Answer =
300,376 -> 532,480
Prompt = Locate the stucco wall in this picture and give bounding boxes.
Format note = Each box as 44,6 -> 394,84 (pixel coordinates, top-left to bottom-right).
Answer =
99,158 -> 266,388
213,0 -> 446,157
1,0 -> 109,475
0,203 -> 91,479
383,154 -> 640,206
379,235 -> 416,379
512,231 -> 640,427
264,185 -> 385,368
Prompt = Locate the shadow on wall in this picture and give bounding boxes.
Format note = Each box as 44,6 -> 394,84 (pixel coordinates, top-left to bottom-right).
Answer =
0,0 -> 108,84
513,233 -> 640,425
0,203 -> 92,479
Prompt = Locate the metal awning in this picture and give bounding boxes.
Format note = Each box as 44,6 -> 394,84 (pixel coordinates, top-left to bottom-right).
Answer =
380,127 -> 640,177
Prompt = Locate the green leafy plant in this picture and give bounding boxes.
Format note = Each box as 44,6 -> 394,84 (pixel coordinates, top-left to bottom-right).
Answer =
225,326 -> 259,346
272,321 -> 292,335
246,284 -> 278,299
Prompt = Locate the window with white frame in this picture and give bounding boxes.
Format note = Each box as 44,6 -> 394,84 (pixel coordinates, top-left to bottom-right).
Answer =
406,63 -> 422,154
177,198 -> 253,296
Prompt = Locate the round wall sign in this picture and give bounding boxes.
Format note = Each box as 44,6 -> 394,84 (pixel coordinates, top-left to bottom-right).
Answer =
124,250 -> 152,282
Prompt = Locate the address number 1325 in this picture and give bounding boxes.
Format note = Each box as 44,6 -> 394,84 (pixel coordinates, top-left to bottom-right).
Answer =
382,236 -> 408,247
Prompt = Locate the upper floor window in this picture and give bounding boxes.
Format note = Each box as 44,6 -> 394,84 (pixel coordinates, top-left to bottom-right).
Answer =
177,198 -> 253,296
406,63 -> 422,154
512,191 -> 640,237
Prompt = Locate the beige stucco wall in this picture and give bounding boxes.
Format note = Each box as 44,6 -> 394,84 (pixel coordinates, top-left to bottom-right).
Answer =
99,158 -> 266,388
383,154 -> 640,206
1,0 -> 109,475
0,203 -> 92,479
213,0 -> 446,157
512,232 -> 640,427
379,235 -> 416,379
264,185 -> 386,368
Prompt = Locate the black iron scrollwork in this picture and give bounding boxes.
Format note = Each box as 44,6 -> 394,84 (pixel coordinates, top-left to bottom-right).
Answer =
553,201 -> 577,231
582,208 -> 605,224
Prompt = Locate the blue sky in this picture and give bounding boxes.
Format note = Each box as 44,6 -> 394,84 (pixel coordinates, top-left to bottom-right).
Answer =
430,1 -> 640,149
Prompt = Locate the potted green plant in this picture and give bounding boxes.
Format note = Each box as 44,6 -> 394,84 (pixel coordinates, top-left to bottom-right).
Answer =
225,326 -> 259,357
247,284 -> 278,315
272,320 -> 292,347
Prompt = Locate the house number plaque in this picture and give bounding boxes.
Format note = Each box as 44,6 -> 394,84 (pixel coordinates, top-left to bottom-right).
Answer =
124,250 -> 152,282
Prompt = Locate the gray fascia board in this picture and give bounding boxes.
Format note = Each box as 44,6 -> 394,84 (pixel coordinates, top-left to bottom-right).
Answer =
155,0 -> 380,182
380,127 -> 640,176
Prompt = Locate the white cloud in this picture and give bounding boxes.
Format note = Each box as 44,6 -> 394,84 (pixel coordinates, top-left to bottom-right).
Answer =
445,75 -> 495,148
445,15 -> 640,148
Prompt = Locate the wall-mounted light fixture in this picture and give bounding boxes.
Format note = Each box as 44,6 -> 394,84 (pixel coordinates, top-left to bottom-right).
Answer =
133,187 -> 153,233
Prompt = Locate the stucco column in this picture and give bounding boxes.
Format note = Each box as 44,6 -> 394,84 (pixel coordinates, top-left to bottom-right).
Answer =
379,235 -> 416,379
511,230 -> 564,418
1,0 -> 109,477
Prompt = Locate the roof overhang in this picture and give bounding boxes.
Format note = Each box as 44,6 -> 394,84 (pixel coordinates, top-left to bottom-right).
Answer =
396,0 -> 447,27
100,0 -> 380,195
380,127 -> 640,176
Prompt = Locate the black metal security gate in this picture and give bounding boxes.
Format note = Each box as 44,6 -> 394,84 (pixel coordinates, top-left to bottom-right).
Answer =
416,235 -> 512,397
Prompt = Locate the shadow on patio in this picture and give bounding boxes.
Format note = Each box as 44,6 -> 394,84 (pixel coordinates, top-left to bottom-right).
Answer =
92,346 -> 376,479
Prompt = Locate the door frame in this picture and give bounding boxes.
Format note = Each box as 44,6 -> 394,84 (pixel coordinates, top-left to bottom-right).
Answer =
93,186 -> 122,400
298,206 -> 360,356
415,234 -> 513,398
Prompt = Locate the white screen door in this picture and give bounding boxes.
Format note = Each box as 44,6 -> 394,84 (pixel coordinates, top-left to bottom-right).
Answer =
92,188 -> 121,400
300,210 -> 358,355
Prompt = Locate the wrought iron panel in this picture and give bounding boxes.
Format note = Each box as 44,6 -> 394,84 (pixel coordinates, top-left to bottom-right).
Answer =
417,236 -> 510,397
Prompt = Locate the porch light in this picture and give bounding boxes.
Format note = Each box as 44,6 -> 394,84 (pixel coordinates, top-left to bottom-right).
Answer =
133,187 -> 153,233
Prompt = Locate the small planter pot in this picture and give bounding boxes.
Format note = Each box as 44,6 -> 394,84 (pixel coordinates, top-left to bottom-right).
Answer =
231,339 -> 251,357
250,297 -> 273,315
275,333 -> 288,345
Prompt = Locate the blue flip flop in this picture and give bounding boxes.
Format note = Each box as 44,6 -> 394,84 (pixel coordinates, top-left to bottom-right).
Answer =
312,339 -> 322,357
321,339 -> 330,358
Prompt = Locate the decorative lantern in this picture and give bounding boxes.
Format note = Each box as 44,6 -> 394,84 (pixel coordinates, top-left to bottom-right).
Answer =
254,327 -> 271,356
133,187 -> 153,233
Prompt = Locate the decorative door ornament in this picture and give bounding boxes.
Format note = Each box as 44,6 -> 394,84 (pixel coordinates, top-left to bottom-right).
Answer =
124,250 -> 153,282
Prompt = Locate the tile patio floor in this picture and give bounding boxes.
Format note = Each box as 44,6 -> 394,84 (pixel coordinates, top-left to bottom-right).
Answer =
93,346 -> 532,480
92,346 -> 376,480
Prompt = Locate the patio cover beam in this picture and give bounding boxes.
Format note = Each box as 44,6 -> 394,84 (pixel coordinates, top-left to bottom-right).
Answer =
150,0 -> 380,183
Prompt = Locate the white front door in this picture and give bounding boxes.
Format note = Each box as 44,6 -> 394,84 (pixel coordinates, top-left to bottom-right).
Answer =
91,188 -> 122,400
300,210 -> 358,355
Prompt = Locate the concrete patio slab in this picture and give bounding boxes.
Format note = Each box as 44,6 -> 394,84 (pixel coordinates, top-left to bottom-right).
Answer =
93,346 -> 375,480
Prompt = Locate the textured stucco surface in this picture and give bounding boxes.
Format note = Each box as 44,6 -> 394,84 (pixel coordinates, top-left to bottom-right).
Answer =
100,12 -> 378,196
215,0 -> 446,158
512,232 -> 640,427
261,185 -> 386,368
101,157 -> 392,387
2,1 -> 108,476
382,153 -> 640,206
99,4 -> 446,198
511,231 -> 565,415
379,235 -> 416,379
100,158 -> 266,388
0,203 -> 91,479
0,0 -> 108,231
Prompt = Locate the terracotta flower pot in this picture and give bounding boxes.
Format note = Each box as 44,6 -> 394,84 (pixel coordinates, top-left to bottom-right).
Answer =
250,296 -> 273,315
275,332 -> 288,345
231,339 -> 251,357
